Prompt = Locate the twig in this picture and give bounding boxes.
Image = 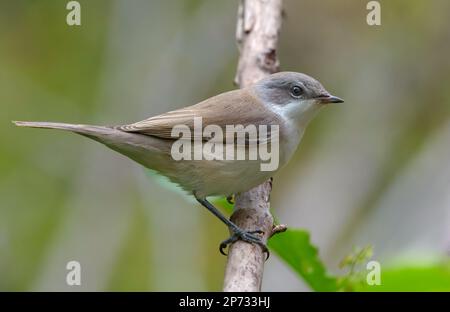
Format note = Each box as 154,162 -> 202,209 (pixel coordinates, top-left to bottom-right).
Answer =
270,224 -> 288,238
223,0 -> 283,292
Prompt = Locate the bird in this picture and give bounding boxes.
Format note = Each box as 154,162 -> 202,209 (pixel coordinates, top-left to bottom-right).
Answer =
13,71 -> 343,255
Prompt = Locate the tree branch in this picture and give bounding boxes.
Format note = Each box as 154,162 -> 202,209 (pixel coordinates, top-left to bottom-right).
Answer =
223,0 -> 283,292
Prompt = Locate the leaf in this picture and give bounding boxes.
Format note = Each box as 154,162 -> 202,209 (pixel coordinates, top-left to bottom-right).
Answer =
339,245 -> 374,276
355,262 -> 450,292
269,229 -> 338,291
212,197 -> 234,214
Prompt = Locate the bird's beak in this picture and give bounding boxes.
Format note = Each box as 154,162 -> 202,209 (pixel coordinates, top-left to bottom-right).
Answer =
317,94 -> 344,104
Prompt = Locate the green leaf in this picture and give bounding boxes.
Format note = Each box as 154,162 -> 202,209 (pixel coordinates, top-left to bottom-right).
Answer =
212,197 -> 234,214
355,262 -> 450,292
269,229 -> 338,291
336,245 -> 375,291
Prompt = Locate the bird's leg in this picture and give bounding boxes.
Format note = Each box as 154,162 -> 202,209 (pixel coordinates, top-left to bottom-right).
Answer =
194,194 -> 269,258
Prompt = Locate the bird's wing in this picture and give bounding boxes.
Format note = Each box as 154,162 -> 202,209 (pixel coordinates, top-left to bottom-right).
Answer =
117,88 -> 281,144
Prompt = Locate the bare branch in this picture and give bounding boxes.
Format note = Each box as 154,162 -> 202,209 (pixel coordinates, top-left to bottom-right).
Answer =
223,0 -> 283,292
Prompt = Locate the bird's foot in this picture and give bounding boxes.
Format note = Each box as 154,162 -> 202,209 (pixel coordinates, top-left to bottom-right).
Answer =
219,228 -> 269,260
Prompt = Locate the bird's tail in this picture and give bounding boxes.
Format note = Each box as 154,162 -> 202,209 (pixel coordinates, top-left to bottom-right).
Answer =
12,120 -> 169,164
12,121 -> 112,137
12,120 -> 139,152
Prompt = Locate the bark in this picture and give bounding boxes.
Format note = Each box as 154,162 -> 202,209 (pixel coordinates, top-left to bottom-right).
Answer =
223,0 -> 284,292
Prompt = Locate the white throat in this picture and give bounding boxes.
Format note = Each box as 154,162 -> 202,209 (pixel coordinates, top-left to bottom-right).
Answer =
266,99 -> 322,168
271,99 -> 322,128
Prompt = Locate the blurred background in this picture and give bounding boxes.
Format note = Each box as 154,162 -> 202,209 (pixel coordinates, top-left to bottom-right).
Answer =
0,0 -> 449,291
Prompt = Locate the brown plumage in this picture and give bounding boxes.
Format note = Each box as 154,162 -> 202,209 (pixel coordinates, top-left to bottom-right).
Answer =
13,72 -> 343,254
117,87 -> 283,144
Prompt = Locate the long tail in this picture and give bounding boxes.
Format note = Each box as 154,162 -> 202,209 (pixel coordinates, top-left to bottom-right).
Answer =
12,120 -> 169,167
12,121 -> 113,137
12,120 -> 143,153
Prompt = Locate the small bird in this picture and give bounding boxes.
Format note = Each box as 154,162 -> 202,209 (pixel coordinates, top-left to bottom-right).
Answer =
14,72 -> 343,255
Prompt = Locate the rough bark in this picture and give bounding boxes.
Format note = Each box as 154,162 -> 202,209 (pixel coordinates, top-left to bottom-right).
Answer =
223,0 -> 283,292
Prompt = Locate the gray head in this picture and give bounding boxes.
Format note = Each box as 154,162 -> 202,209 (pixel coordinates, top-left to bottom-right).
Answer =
253,72 -> 343,124
254,72 -> 343,105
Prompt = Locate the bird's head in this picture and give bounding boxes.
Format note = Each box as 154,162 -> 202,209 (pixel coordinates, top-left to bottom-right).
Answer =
254,71 -> 343,126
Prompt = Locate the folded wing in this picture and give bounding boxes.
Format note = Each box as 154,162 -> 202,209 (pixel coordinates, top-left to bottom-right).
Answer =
117,88 -> 281,144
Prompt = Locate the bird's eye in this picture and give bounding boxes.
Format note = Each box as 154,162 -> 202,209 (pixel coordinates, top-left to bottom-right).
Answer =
290,85 -> 304,98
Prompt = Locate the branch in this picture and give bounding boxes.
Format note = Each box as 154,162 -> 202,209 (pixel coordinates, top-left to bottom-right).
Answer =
223,0 -> 284,292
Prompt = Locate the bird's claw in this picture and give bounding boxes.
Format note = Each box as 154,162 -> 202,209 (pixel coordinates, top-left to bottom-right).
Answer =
219,229 -> 270,260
